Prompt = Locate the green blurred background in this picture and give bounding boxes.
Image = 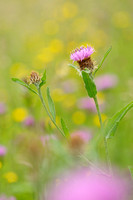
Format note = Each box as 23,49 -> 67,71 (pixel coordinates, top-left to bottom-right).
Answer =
0,0 -> 133,199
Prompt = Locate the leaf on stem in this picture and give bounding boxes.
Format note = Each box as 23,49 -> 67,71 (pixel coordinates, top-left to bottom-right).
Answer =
105,101 -> 133,139
47,87 -> 56,121
94,46 -> 112,75
68,64 -> 81,75
61,118 -> 69,137
12,78 -> 38,95
39,70 -> 46,88
82,70 -> 97,98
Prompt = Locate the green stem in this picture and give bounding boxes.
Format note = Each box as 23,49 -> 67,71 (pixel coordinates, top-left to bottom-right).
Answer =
93,96 -> 112,174
37,87 -> 65,137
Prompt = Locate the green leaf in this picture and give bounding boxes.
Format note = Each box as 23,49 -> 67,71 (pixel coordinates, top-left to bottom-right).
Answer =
47,87 -> 56,121
82,70 -> 97,98
12,78 -> 38,95
61,118 -> 69,137
128,166 -> 133,180
105,101 -> 133,139
94,46 -> 112,75
39,70 -> 46,88
68,63 -> 81,75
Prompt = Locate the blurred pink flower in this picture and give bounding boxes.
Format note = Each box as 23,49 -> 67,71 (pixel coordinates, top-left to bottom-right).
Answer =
0,145 -> 7,156
40,135 -> 56,146
0,103 -> 6,115
70,46 -> 95,62
71,130 -> 91,142
95,74 -> 118,91
69,130 -> 92,151
23,116 -> 35,126
78,97 -> 105,112
0,196 -> 16,200
47,169 -> 129,200
61,80 -> 77,93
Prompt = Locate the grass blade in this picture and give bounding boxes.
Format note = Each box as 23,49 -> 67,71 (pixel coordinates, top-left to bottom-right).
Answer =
105,101 -> 133,139
94,46 -> 112,75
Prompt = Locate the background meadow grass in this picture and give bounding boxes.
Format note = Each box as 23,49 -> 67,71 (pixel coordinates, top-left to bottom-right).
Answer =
0,0 -> 133,199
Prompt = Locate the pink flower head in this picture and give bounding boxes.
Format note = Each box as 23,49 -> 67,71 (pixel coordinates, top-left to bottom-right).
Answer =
70,45 -> 95,62
78,97 -> 105,112
95,74 -> 118,91
0,103 -> 6,115
40,135 -> 56,146
71,130 -> 91,142
23,116 -> 35,126
0,195 -> 16,200
47,169 -> 129,200
0,145 -> 7,156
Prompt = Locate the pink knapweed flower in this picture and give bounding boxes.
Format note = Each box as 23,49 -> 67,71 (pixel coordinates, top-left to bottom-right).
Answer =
23,116 -> 35,126
71,130 -> 91,142
95,74 -> 118,91
40,135 -> 56,146
47,169 -> 129,200
0,103 -> 6,115
71,46 -> 95,62
0,145 -> 7,156
69,130 -> 92,151
70,45 -> 95,70
0,195 -> 16,200
78,97 -> 105,112
61,79 -> 77,93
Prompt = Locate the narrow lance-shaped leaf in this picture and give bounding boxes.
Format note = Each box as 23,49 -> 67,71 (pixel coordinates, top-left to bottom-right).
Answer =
47,87 -> 56,121
12,78 -> 38,95
94,46 -> 112,76
82,70 -> 97,98
39,70 -> 46,88
61,118 -> 69,137
68,64 -> 81,75
105,101 -> 133,139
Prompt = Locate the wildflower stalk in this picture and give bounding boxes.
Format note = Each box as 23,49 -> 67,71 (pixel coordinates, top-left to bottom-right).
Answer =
93,95 -> 112,174
37,85 -> 65,137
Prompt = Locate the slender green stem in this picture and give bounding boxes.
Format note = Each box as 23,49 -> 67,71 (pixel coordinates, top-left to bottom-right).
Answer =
93,96 -> 112,174
37,87 -> 65,137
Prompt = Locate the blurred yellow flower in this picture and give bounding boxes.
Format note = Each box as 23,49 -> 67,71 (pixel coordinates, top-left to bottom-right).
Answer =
36,47 -> 54,64
45,116 -> 55,129
93,114 -> 107,127
10,63 -> 29,78
45,116 -> 60,129
52,89 -> 66,102
56,63 -> 70,77
67,41 -> 77,53
12,108 -> 28,122
72,17 -> 88,34
63,94 -> 76,108
97,92 -> 105,104
112,11 -> 131,28
72,111 -> 86,125
0,162 -> 2,169
62,2 -> 78,19
49,39 -> 64,53
44,20 -> 59,35
91,30 -> 108,48
4,172 -> 18,183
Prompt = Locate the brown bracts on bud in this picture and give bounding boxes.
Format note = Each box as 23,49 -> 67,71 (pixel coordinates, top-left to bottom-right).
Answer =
30,71 -> 41,85
77,57 -> 94,71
